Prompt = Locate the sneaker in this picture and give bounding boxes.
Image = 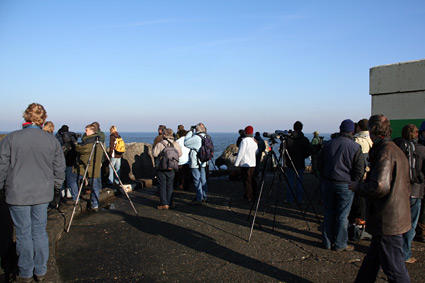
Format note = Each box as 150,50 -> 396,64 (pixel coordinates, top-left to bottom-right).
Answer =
157,205 -> 169,210
334,245 -> 354,252
405,257 -> 417,264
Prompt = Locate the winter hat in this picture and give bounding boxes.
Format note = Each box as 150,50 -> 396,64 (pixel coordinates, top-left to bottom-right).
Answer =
244,126 -> 254,137
340,119 -> 355,133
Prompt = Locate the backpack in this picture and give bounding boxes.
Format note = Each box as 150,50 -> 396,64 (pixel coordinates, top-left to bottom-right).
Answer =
158,139 -> 179,171
197,134 -> 214,163
114,137 -> 126,154
394,138 -> 424,184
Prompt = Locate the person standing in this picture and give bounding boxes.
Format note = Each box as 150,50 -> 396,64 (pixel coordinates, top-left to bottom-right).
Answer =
318,119 -> 365,251
254,132 -> 266,177
175,130 -> 191,190
285,121 -> 312,204
153,128 -> 182,210
235,126 -> 258,201
184,123 -> 210,205
310,131 -> 322,178
75,124 -> 104,212
0,103 -> 65,282
395,124 -> 425,264
351,115 -> 411,283
108,126 -> 123,185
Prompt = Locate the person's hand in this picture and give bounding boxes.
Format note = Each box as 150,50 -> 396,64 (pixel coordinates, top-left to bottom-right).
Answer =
349,181 -> 357,192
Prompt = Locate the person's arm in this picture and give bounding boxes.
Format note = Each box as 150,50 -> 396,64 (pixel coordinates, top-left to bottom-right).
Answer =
0,136 -> 11,190
235,139 -> 247,167
152,142 -> 165,158
351,147 -> 366,182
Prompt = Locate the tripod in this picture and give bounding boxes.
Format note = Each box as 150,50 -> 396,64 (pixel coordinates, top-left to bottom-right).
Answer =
66,137 -> 140,232
248,136 -> 320,241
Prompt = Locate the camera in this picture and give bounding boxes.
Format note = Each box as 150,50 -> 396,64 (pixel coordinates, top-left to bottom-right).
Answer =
275,130 -> 292,137
263,132 -> 278,139
190,125 -> 197,130
62,131 -> 81,143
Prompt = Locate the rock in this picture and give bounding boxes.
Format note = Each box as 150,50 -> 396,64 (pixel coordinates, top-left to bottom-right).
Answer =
119,143 -> 156,183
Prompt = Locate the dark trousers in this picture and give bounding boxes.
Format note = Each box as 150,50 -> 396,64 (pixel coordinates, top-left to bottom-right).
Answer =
355,234 -> 410,283
415,198 -> 425,238
157,170 -> 174,206
240,167 -> 257,200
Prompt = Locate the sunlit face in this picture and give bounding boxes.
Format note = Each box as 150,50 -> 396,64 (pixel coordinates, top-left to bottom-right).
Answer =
85,127 -> 94,136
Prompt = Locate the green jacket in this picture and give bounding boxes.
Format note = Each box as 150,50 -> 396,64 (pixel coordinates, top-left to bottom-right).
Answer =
75,134 -> 103,178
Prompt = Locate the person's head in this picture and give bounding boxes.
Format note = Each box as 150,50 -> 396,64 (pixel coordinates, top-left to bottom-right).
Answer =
238,129 -> 244,135
401,124 -> 418,141
255,132 -> 261,137
339,119 -> 355,134
58,125 -> 69,134
164,128 -> 174,138
110,125 -> 117,134
92,122 -> 100,132
293,121 -> 303,131
158,125 -> 166,135
177,125 -> 184,131
196,123 -> 206,133
313,131 -> 319,137
85,123 -> 97,136
368,114 -> 392,141
43,121 -> 54,134
358,119 -> 369,131
178,130 -> 188,137
244,126 -> 254,137
23,103 -> 47,127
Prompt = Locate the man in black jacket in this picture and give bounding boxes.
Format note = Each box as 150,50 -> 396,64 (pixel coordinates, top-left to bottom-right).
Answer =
319,119 -> 365,251
285,121 -> 312,204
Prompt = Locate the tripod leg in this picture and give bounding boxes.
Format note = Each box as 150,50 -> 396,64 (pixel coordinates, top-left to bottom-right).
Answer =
248,150 -> 271,220
99,142 -> 140,218
66,142 -> 97,233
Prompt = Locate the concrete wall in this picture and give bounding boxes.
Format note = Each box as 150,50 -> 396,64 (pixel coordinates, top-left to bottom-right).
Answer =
370,59 -> 425,137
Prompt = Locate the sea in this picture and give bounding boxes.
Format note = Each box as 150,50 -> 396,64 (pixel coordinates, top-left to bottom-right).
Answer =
0,131 -> 332,166
107,132 -> 333,166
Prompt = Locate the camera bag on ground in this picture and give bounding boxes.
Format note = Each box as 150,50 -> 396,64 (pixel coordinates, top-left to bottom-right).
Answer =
114,136 -> 126,155
197,133 -> 214,163
394,138 -> 424,184
158,139 -> 179,171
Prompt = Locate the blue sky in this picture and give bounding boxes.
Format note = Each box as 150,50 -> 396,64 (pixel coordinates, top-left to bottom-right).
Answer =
1,0 -> 424,133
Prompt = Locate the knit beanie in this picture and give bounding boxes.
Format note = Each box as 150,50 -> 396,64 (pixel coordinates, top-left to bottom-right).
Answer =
340,119 -> 355,133
244,126 -> 254,137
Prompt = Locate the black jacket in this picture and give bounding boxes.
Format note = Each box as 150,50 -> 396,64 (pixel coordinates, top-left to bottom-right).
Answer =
285,131 -> 312,170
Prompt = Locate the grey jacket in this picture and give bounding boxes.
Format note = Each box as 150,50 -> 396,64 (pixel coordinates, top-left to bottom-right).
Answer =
0,126 -> 66,205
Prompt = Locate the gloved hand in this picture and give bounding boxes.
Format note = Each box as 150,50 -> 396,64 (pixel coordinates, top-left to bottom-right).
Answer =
50,188 -> 61,209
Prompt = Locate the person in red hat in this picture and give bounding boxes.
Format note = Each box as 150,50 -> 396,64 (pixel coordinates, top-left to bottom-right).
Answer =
234,126 -> 258,201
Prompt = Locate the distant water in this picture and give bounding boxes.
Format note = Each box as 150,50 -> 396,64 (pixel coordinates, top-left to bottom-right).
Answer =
0,131 -> 332,166
116,132 -> 333,166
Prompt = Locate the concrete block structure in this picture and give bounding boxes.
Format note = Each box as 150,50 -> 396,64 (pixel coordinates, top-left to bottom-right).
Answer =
370,59 -> 425,138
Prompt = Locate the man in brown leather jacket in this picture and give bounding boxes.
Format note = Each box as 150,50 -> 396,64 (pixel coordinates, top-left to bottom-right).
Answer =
351,115 -> 411,283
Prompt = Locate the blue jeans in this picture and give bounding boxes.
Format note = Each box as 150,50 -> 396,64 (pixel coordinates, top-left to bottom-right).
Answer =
78,175 -> 101,208
9,203 -> 49,278
402,197 -> 421,260
321,180 -> 354,250
286,168 -> 304,203
157,170 -> 174,206
191,167 -> 208,201
108,157 -> 121,184
65,166 -> 79,201
355,235 -> 410,283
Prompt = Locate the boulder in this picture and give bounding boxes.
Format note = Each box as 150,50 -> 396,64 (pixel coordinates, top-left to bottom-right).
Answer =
119,142 -> 156,183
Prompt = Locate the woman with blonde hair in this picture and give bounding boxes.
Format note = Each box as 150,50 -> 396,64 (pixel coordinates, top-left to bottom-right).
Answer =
108,125 -> 123,185
43,121 -> 55,134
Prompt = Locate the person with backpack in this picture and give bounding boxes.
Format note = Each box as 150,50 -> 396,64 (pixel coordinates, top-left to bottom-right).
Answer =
395,124 -> 425,264
184,123 -> 213,205
108,125 -> 124,186
153,128 -> 182,210
235,126 -> 258,201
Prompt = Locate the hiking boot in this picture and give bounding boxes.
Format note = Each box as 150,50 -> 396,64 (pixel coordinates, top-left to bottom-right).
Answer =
34,274 -> 45,282
405,257 -> 417,264
14,276 -> 33,282
334,245 -> 354,252
157,205 -> 169,210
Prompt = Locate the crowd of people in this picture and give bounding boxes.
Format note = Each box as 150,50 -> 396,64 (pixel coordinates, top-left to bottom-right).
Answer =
1,102 -> 425,282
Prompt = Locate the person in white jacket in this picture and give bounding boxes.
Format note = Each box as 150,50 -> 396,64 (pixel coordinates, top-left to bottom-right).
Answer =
235,126 -> 258,201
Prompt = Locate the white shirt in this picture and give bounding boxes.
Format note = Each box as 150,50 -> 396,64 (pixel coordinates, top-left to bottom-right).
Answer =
235,137 -> 258,167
